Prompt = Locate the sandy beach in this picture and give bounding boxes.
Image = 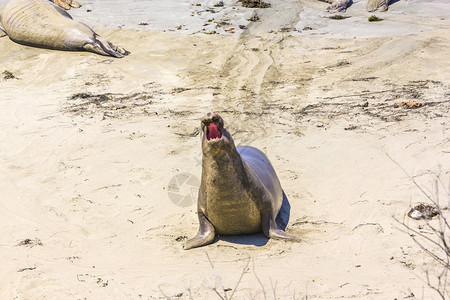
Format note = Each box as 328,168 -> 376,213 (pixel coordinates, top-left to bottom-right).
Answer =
1,0 -> 449,298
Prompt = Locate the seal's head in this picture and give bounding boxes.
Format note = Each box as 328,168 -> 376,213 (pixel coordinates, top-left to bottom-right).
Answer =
200,112 -> 235,156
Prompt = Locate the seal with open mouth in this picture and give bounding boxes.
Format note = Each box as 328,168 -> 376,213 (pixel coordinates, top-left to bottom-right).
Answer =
0,0 -> 129,58
184,112 -> 301,250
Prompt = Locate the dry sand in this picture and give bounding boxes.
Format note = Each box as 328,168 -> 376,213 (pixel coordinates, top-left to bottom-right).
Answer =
1,0 -> 450,299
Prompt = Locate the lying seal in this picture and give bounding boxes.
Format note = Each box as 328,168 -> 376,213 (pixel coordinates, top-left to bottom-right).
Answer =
319,0 -> 350,13
52,0 -> 82,10
318,0 -> 390,12
366,0 -> 389,12
0,0 -> 129,58
184,112 -> 301,250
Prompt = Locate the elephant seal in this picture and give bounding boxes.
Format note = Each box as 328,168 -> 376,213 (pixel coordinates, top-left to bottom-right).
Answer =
184,112 -> 301,250
51,0 -> 82,10
0,0 -> 129,58
318,0 -> 389,12
319,0 -> 351,13
366,0 -> 389,12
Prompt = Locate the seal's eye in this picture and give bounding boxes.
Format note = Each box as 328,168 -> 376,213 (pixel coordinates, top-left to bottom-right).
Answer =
207,123 -> 222,141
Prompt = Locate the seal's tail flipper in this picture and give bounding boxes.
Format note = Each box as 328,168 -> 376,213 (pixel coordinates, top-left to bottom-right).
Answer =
70,0 -> 82,8
0,16 -> 6,38
268,227 -> 302,242
84,35 -> 130,58
184,211 -> 216,250
0,25 -> 6,38
53,0 -> 71,10
263,214 -> 302,242
53,0 -> 82,10
326,0 -> 350,13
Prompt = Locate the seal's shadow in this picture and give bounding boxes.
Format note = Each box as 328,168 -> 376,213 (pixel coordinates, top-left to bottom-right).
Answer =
347,0 -> 353,9
219,191 -> 292,247
388,0 -> 400,6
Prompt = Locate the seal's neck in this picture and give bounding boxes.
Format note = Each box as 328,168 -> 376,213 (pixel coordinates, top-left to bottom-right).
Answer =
201,142 -> 248,191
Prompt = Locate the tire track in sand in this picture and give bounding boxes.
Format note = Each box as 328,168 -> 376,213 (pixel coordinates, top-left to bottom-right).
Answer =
214,0 -> 303,142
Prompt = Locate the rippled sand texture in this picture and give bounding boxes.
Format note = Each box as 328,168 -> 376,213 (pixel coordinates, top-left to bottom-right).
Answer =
1,0 -> 449,298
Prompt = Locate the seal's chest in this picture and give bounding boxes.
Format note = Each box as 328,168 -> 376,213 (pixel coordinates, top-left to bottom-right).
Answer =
205,189 -> 261,235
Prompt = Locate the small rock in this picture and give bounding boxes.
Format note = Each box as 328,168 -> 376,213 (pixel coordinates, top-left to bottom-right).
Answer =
248,13 -> 260,22
3,70 -> 17,80
407,204 -> 439,220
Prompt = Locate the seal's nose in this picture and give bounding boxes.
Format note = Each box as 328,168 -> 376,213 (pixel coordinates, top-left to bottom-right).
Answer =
201,112 -> 222,126
201,112 -> 214,124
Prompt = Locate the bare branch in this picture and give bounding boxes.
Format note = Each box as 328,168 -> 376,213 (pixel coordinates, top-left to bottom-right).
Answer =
394,218 -> 449,257
252,259 -> 267,300
386,154 -> 436,204
229,256 -> 251,299
270,278 -> 277,300
206,252 -> 227,300
388,155 -> 450,298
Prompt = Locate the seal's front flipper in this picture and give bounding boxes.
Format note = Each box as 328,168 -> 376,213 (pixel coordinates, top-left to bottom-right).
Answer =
262,210 -> 301,242
184,212 -> 215,250
268,227 -> 301,241
53,0 -> 82,10
53,0 -> 71,10
84,35 -> 130,58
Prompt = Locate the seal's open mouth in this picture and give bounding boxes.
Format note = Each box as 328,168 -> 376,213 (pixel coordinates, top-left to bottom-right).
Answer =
207,122 -> 222,141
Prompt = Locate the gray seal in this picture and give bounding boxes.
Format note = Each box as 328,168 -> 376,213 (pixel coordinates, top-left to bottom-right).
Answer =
366,0 -> 389,12
319,0 -> 390,12
51,0 -> 81,10
184,112 -> 301,250
52,0 -> 81,10
0,0 -> 129,58
320,0 -> 351,13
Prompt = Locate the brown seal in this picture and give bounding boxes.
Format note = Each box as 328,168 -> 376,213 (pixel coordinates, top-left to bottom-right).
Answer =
319,0 -> 351,12
52,0 -> 81,10
366,0 -> 389,12
184,112 -> 301,250
318,0 -> 390,12
0,0 -> 129,58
